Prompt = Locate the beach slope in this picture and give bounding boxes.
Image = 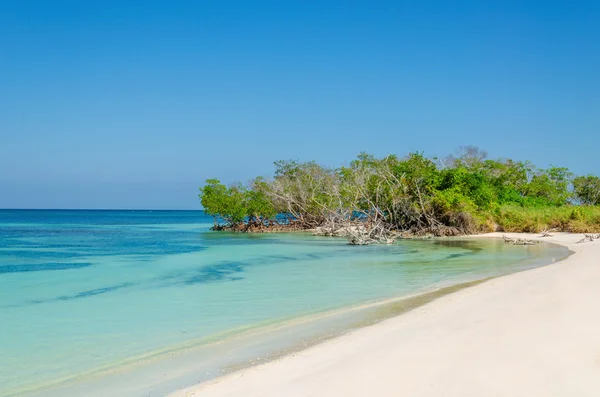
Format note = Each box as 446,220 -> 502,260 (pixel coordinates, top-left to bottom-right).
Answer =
170,233 -> 600,397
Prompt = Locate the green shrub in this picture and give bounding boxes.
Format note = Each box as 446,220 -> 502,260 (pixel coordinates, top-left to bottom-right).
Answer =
200,148 -> 600,235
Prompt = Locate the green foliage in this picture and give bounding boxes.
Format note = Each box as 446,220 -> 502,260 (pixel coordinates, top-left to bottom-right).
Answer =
199,178 -> 275,227
246,184 -> 277,220
439,167 -> 496,209
573,175 -> 600,205
200,147 -> 600,234
496,204 -> 600,233
524,166 -> 573,206
269,160 -> 341,225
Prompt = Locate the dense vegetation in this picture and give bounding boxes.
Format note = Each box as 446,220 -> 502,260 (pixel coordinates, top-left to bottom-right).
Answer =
199,147 -> 600,240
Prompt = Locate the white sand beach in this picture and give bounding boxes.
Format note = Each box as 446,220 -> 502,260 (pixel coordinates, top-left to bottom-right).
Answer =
170,233 -> 600,397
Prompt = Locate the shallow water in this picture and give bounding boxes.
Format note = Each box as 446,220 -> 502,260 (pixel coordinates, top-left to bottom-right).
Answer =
0,210 -> 569,396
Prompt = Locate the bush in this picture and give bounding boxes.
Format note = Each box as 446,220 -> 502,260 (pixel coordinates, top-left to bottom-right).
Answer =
573,175 -> 600,205
200,148 -> 600,235
496,204 -> 600,233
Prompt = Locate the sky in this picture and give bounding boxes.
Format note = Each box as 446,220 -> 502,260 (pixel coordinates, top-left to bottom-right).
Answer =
1,1 -> 599,209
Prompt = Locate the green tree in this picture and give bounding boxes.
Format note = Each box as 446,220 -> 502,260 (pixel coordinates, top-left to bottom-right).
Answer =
199,179 -> 247,226
573,175 -> 600,205
200,178 -> 277,228
200,148 -> 600,236
525,166 -> 573,206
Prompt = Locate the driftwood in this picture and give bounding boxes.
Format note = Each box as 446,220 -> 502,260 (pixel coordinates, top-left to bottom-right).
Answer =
576,234 -> 600,244
539,228 -> 555,237
503,235 -> 538,246
346,221 -> 395,245
513,239 -> 538,246
312,217 -> 405,246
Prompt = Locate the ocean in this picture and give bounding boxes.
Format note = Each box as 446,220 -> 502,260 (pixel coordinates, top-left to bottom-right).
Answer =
0,210 -> 569,396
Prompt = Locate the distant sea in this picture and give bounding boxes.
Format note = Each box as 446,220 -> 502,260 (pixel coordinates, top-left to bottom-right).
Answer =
0,210 -> 569,397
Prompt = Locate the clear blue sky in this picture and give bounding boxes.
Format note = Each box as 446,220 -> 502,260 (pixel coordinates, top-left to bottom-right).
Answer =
1,1 -> 598,209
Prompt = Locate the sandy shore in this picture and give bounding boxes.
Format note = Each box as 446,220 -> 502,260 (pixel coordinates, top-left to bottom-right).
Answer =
169,233 -> 600,397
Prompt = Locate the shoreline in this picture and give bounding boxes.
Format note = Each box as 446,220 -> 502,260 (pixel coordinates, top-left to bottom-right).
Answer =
14,279 -> 501,397
11,236 -> 566,397
169,232 -> 600,397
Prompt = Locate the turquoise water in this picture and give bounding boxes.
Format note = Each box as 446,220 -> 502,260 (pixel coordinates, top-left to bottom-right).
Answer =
0,210 -> 568,396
